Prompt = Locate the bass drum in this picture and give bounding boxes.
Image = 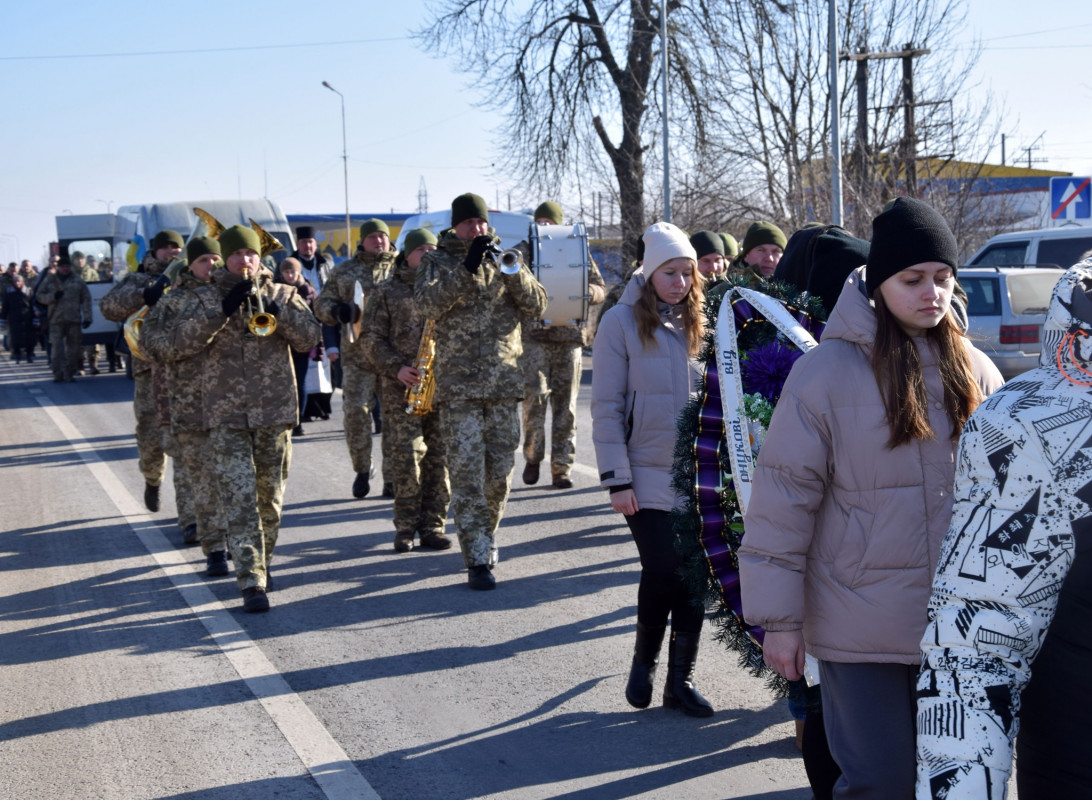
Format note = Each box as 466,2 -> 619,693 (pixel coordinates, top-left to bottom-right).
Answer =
530,222 -> 591,327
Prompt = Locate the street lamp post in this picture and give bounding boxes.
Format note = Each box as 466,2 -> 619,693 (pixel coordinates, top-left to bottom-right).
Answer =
322,81 -> 351,256
97,199 -> 114,214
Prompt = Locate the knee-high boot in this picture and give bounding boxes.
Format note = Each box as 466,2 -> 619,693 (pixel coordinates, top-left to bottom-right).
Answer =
662,629 -> 714,717
625,622 -> 666,709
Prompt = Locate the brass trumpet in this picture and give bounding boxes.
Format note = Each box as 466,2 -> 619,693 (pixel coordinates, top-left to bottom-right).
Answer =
242,265 -> 277,337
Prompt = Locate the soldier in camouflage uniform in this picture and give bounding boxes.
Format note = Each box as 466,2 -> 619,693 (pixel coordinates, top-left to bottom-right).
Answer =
36,257 -> 92,382
363,228 -> 452,553
519,202 -> 606,490
415,193 -> 548,590
145,225 -> 319,612
727,220 -> 786,287
140,236 -> 230,576
315,219 -> 395,499
100,230 -> 184,515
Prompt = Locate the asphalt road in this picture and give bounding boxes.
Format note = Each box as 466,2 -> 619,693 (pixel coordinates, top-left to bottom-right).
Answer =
0,354 -> 813,800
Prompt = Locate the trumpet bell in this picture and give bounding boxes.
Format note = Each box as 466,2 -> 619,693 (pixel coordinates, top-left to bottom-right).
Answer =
124,306 -> 149,360
248,312 -> 277,337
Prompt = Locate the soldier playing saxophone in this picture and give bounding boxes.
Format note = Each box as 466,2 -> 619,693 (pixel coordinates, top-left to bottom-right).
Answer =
363,228 -> 452,553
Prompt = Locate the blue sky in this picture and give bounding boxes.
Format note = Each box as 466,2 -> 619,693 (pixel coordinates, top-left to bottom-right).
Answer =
1,0 -> 1089,264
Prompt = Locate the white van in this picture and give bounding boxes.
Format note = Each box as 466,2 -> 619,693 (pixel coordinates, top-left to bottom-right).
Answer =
967,225 -> 1092,271
393,209 -> 534,252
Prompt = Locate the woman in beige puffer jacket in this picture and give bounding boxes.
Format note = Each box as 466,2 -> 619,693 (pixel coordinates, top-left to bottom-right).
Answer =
592,222 -> 711,718
738,198 -> 1003,799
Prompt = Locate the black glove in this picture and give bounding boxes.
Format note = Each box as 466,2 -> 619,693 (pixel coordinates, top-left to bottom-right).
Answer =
463,235 -> 493,274
335,302 -> 358,324
81,320 -> 91,330
54,290 -> 64,300
142,275 -> 170,307
221,279 -> 253,317
264,300 -> 280,318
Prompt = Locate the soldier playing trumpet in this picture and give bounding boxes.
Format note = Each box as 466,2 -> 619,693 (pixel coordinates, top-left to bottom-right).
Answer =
146,225 -> 319,612
415,193 -> 548,590
363,228 -> 452,553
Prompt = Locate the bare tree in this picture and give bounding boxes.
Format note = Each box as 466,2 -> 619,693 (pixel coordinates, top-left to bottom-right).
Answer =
416,0 -> 725,261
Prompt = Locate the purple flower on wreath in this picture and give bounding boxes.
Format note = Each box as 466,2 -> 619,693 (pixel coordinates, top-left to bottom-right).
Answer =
741,340 -> 803,404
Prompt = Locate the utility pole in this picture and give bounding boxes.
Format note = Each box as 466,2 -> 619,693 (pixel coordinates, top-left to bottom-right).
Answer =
843,44 -> 930,197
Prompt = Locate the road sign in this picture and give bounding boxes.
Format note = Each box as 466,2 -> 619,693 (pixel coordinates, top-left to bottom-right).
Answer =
1050,176 -> 1091,221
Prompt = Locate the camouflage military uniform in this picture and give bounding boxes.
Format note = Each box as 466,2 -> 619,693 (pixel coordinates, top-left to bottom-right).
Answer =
314,249 -> 395,478
36,269 -> 91,381
99,253 -> 170,487
415,231 -> 548,567
144,265 -> 319,590
521,259 -> 606,481
363,258 -> 451,542
141,270 -> 222,554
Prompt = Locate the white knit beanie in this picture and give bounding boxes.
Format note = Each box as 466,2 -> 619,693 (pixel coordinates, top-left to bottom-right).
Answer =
642,222 -> 696,277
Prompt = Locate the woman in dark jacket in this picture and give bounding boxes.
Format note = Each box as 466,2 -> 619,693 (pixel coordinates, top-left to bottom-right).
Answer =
2,274 -> 37,362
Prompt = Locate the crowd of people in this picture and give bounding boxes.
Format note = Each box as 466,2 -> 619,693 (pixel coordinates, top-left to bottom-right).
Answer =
5,192 -> 1087,798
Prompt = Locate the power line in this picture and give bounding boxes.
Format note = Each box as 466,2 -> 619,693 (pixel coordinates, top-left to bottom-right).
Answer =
0,37 -> 410,61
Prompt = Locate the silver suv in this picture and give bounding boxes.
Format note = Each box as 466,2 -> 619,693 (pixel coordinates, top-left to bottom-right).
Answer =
959,267 -> 1063,379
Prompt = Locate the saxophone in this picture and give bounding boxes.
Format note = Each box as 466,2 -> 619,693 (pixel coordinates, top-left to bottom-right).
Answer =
404,318 -> 437,416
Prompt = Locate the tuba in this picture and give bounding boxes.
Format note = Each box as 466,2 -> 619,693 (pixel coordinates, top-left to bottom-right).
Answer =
124,207 -> 226,359
404,319 -> 437,416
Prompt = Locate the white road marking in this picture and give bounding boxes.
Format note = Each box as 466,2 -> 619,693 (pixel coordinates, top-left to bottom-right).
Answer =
32,387 -> 381,800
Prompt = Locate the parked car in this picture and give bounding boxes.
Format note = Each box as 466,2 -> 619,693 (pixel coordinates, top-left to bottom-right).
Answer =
959,266 -> 1063,379
967,225 -> 1092,270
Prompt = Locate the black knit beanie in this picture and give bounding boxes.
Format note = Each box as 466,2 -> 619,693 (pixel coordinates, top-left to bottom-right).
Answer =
451,193 -> 490,227
866,196 -> 959,296
690,230 -> 724,259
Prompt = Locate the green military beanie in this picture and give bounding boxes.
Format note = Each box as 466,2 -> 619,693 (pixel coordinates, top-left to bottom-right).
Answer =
403,227 -> 438,255
690,231 -> 724,259
533,201 -> 564,225
218,225 -> 261,256
720,233 -> 740,259
451,193 -> 490,227
359,218 -> 390,240
741,221 -> 788,258
150,230 -> 185,251
186,235 -> 221,262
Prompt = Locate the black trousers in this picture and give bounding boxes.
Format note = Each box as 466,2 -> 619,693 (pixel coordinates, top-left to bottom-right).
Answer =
624,508 -> 703,632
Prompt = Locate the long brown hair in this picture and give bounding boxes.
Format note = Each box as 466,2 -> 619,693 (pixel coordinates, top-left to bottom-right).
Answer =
633,267 -> 705,355
871,293 -> 982,448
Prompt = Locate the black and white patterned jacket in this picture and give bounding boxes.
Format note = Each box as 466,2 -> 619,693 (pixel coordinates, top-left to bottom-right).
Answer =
916,261 -> 1092,799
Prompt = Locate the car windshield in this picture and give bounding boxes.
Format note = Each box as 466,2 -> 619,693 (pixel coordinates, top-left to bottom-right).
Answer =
1008,273 -> 1060,316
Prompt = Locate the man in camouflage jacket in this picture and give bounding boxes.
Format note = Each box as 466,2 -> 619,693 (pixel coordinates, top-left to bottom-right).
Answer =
141,225 -> 319,612
140,236 -> 231,576
99,229 -> 185,514
363,228 -> 452,554
518,202 -> 606,490
415,193 -> 548,590
36,257 -> 92,382
315,218 -> 395,499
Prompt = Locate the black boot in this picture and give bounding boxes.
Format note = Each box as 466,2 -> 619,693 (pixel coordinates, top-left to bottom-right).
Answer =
625,622 -> 666,709
662,630 -> 714,717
